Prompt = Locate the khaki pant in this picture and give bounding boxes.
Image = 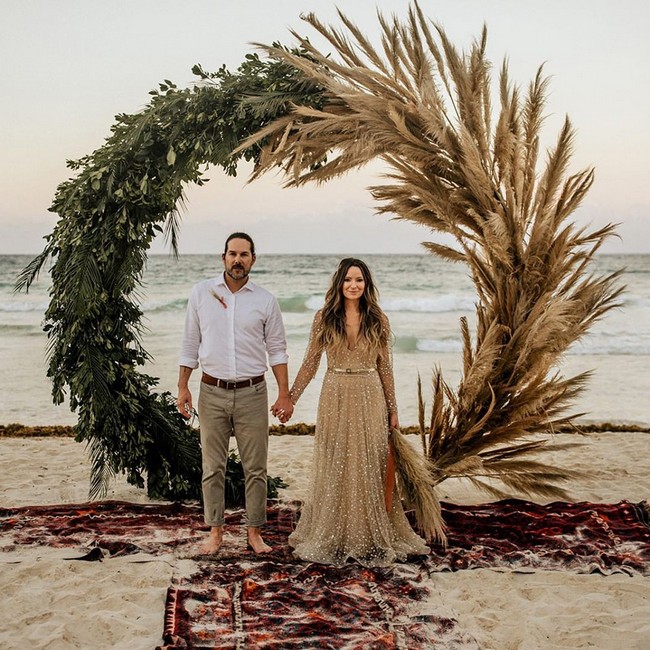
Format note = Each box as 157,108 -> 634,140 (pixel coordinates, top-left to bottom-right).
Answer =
197,379 -> 269,528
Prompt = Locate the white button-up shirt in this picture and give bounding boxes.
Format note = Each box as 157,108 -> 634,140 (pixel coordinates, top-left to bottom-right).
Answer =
179,273 -> 288,380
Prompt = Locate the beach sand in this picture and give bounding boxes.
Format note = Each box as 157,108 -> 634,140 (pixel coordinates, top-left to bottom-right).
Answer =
1,431 -> 650,649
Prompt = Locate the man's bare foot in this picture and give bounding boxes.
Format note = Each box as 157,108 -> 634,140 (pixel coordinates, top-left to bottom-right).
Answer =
247,527 -> 273,554
198,527 -> 223,554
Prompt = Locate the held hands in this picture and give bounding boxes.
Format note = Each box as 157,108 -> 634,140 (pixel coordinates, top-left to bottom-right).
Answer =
271,395 -> 294,424
176,387 -> 193,419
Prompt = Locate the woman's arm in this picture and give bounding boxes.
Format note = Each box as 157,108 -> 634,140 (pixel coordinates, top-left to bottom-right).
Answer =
377,314 -> 399,430
289,310 -> 325,405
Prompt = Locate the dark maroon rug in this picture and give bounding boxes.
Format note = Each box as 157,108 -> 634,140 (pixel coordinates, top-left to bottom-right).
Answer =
1,499 -> 648,575
2,499 -> 649,648
157,561 -> 473,649
426,498 -> 650,576
0,500 -> 206,557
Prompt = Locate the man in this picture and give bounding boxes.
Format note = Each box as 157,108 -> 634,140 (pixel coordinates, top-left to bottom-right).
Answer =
177,232 -> 293,554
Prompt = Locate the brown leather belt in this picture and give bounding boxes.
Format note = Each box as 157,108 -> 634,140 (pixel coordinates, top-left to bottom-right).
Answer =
201,373 -> 265,390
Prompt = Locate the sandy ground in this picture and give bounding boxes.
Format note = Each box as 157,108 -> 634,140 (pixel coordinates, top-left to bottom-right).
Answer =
1,431 -> 650,649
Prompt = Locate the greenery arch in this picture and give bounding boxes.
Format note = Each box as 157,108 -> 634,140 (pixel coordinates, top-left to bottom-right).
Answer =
17,47 -> 325,499
19,7 -> 621,505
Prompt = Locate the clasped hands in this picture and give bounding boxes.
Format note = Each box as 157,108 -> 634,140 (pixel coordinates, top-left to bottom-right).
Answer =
271,396 -> 294,424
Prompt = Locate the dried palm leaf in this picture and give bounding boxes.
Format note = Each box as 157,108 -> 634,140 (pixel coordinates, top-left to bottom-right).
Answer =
237,3 -> 623,502
389,427 -> 446,544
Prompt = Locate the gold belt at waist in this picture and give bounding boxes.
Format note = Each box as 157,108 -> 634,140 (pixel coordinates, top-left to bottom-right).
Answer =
329,368 -> 376,374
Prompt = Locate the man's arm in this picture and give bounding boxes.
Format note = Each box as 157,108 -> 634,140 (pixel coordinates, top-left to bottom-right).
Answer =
270,363 -> 294,423
177,366 -> 194,418
178,285 -> 201,419
264,296 -> 292,423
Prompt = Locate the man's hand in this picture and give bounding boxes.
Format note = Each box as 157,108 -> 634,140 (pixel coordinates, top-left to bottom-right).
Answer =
177,387 -> 193,419
271,396 -> 294,424
269,364 -> 293,423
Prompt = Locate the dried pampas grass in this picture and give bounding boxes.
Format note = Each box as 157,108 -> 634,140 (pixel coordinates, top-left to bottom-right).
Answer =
239,3 -> 623,505
389,428 -> 446,545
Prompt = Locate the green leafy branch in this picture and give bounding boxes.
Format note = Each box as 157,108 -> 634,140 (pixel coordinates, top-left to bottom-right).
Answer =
16,46 -> 325,500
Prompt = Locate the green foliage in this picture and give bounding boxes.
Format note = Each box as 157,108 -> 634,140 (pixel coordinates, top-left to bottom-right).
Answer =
224,451 -> 288,508
16,45 -> 324,500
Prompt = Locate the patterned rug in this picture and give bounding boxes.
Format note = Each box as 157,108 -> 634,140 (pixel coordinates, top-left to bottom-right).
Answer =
427,498 -> 650,576
158,561 -> 472,649
2,499 -> 649,648
0,500 -> 206,557
2,499 -> 648,575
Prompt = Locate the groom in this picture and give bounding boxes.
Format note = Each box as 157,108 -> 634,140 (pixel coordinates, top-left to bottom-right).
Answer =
177,232 -> 293,554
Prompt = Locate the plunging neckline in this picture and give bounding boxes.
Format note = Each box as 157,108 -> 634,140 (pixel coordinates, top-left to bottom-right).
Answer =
345,313 -> 361,351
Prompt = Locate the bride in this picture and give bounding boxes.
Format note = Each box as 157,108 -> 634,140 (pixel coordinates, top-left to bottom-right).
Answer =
282,257 -> 430,566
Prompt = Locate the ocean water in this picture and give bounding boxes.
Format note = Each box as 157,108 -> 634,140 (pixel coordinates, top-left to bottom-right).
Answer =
2,253 -> 649,427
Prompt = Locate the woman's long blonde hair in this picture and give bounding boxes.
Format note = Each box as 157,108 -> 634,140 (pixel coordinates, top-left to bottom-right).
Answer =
318,258 -> 387,350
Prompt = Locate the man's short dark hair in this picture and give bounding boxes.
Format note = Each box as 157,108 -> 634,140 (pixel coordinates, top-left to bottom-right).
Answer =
224,232 -> 255,256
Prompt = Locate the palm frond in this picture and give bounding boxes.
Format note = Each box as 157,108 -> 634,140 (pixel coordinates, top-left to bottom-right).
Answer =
163,207 -> 183,258
14,247 -> 53,294
416,373 -> 427,454
87,438 -> 117,500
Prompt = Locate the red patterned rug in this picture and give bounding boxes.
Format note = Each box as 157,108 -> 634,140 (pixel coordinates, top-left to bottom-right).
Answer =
2,499 -> 648,575
2,499 -> 649,648
158,561 -> 472,649
427,498 -> 650,576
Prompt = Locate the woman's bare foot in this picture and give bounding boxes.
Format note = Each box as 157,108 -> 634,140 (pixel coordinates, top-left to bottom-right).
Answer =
247,527 -> 273,554
199,526 -> 223,554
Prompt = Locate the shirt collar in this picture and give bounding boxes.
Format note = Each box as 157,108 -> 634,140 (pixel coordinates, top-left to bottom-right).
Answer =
216,272 -> 255,293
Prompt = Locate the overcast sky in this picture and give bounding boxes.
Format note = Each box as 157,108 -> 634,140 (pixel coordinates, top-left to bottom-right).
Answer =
2,0 -> 649,255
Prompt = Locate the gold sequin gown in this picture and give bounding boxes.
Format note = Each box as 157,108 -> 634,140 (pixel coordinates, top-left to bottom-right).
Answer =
288,311 -> 430,567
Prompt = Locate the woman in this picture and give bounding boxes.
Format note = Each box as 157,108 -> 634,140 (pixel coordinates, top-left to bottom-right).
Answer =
286,258 -> 430,566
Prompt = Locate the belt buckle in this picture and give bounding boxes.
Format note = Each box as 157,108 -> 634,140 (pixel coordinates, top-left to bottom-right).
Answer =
345,368 -> 352,374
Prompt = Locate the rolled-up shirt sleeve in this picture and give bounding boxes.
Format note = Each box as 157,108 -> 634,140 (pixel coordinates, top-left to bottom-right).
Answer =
179,286 -> 201,369
264,296 -> 289,367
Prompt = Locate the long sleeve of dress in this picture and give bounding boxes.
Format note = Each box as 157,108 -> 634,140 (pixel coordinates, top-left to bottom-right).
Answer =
289,310 -> 325,405
376,315 -> 398,415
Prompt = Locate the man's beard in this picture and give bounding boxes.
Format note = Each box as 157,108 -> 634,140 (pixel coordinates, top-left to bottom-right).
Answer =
226,265 -> 249,280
